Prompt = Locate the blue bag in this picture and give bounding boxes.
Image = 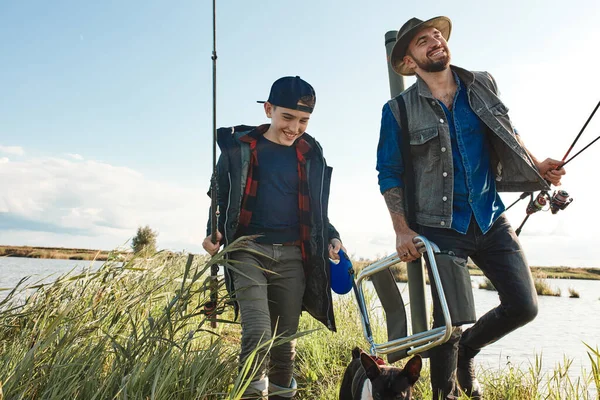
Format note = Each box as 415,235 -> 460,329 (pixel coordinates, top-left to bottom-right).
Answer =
329,249 -> 354,295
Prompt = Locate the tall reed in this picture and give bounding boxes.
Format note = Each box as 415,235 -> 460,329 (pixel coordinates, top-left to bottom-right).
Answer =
1,244 -> 598,399
0,239 -> 262,399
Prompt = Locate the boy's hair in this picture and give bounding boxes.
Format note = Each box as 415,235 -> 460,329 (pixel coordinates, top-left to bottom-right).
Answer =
257,76 -> 316,113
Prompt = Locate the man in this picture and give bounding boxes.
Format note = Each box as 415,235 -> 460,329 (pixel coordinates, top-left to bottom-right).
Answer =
202,76 -> 343,399
376,17 -> 566,399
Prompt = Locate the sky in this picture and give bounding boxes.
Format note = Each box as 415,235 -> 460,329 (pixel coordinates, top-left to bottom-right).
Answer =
1,0 -> 600,267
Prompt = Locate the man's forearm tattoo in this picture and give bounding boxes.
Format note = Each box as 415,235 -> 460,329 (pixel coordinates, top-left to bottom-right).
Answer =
383,187 -> 405,215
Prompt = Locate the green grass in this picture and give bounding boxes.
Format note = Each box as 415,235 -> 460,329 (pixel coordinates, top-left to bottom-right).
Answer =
534,272 -> 562,297
1,244 -> 599,399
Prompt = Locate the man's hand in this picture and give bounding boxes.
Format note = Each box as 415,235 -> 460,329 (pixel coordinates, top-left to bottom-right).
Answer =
328,238 -> 346,260
202,230 -> 223,256
396,229 -> 423,262
535,158 -> 566,186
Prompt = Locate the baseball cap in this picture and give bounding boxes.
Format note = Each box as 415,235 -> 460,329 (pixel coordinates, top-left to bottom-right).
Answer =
257,76 -> 316,113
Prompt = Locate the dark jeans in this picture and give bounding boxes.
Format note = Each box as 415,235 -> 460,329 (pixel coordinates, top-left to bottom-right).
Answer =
419,214 -> 538,397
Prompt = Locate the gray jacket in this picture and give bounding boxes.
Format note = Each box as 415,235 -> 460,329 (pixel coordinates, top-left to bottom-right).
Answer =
386,65 -> 549,228
206,125 -> 340,331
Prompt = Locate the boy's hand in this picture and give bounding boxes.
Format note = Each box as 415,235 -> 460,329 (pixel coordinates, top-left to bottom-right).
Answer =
202,230 -> 223,256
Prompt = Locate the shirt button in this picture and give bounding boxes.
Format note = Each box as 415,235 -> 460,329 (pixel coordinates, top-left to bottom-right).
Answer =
442,196 -> 448,201
441,147 -> 447,152
443,172 -> 448,177
431,101 -> 436,106
469,199 -> 473,203
439,119 -> 444,123
440,221 -> 446,226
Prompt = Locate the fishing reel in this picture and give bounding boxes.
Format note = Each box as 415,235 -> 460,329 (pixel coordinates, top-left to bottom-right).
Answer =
524,189 -> 574,216
525,191 -> 549,215
550,189 -> 573,214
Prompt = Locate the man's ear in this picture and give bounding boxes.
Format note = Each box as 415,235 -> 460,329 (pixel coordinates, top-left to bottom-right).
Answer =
360,353 -> 381,380
403,54 -> 416,71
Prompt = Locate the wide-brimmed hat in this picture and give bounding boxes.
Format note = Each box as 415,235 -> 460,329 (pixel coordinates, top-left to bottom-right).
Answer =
390,16 -> 452,76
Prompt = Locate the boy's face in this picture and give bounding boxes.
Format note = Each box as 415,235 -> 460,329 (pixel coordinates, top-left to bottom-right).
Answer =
264,102 -> 311,146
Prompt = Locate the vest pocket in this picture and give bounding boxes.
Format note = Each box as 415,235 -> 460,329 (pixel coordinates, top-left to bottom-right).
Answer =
410,126 -> 440,162
409,126 -> 438,145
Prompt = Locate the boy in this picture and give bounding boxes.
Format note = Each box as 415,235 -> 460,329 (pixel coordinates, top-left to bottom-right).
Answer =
203,76 -> 344,399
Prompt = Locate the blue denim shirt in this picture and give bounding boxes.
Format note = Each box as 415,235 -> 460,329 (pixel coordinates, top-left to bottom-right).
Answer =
377,74 -> 505,234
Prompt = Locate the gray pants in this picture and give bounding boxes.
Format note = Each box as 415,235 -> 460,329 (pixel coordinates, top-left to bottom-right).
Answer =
230,242 -> 305,391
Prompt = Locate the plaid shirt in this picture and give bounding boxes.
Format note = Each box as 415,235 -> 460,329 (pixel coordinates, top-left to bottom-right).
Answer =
237,125 -> 311,268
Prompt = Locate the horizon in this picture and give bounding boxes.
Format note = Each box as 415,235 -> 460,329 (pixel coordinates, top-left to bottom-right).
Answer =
1,1 -> 600,267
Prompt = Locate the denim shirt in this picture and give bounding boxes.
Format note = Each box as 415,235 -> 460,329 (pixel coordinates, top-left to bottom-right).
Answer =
376,66 -> 546,231
440,74 -> 505,233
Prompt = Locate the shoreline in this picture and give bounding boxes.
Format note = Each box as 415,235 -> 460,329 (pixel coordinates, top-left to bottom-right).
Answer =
2,245 -> 600,281
0,245 -> 121,261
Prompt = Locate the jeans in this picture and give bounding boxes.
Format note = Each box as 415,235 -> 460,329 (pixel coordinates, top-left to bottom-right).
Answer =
230,241 -> 305,396
419,214 -> 538,397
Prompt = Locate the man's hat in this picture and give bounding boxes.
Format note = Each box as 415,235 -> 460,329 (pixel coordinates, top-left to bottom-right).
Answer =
390,16 -> 452,76
257,76 -> 316,113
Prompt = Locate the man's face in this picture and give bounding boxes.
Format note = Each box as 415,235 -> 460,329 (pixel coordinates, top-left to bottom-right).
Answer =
264,102 -> 311,146
404,27 -> 451,74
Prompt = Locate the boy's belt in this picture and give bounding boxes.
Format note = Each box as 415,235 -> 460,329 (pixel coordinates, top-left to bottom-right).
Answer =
272,240 -> 302,246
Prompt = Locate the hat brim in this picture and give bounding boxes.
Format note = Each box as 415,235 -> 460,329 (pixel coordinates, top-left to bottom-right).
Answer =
390,16 -> 452,76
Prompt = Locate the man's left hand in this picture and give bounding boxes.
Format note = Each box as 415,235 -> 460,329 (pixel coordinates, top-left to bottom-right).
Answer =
536,158 -> 566,186
328,238 -> 346,260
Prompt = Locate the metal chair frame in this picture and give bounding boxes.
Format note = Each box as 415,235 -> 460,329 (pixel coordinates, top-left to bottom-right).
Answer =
354,235 -> 452,357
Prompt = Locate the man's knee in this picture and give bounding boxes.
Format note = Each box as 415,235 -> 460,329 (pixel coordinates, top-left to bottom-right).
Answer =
507,298 -> 538,326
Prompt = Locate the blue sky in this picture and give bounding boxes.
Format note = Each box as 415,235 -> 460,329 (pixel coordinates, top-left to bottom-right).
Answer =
1,1 -> 600,266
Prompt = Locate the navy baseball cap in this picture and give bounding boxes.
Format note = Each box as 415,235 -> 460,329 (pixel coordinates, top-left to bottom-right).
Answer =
257,76 -> 316,113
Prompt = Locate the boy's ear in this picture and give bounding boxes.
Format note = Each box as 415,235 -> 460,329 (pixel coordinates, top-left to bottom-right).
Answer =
264,102 -> 273,118
360,353 -> 381,380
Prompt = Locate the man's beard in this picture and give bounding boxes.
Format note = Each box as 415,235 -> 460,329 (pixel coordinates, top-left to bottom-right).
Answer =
415,51 -> 451,73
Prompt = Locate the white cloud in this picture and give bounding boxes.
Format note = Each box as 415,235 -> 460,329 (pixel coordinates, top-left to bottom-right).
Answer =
67,153 -> 84,160
0,145 -> 24,156
0,153 -> 209,252
0,149 -> 598,267
0,157 -> 8,164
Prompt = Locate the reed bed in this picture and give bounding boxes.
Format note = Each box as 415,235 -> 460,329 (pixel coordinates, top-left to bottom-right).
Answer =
1,244 -> 599,399
534,272 -> 562,297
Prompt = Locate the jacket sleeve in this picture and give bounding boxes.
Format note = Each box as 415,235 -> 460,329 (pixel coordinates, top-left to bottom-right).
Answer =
205,144 -> 231,237
327,222 -> 341,243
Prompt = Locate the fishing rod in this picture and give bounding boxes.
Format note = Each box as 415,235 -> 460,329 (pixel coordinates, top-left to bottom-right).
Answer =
509,100 -> 600,235
205,0 -> 220,329
561,100 -> 600,162
561,131 -> 600,168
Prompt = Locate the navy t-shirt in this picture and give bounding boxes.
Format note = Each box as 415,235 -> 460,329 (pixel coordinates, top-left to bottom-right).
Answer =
244,136 -> 300,243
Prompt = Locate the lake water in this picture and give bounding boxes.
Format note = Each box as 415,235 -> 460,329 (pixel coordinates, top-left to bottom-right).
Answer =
376,277 -> 600,388
0,257 -> 104,291
2,257 -> 599,388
